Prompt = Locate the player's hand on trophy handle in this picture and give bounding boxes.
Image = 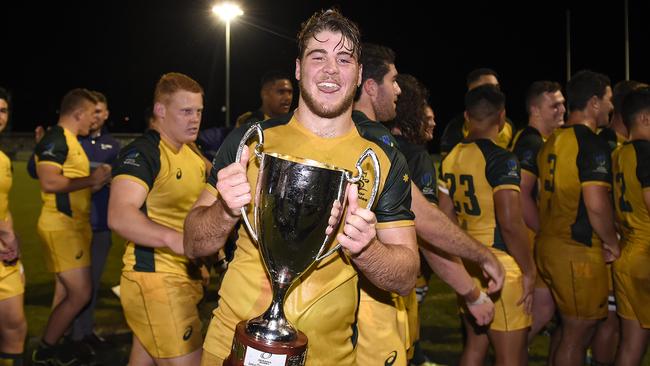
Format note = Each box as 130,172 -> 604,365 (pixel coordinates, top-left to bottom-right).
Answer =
325,199 -> 342,236
480,253 -> 505,294
216,145 -> 252,217
337,185 -> 377,256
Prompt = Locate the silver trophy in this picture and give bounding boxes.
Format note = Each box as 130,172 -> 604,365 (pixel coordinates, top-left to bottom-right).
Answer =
226,123 -> 380,366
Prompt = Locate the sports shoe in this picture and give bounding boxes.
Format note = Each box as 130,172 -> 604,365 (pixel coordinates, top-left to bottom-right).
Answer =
32,345 -> 56,366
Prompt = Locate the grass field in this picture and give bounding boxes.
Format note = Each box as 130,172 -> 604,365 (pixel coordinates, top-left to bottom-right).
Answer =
8,160 -> 649,365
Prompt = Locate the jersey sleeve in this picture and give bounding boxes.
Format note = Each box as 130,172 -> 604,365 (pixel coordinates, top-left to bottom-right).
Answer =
112,132 -> 161,191
482,142 -> 521,191
34,127 -> 68,166
576,128 -> 612,185
635,141 -> 650,189
206,125 -> 249,195
408,149 -> 438,204
373,150 -> 415,227
512,130 -> 542,176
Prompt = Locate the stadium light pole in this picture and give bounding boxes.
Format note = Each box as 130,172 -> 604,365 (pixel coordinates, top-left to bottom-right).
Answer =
212,3 -> 243,127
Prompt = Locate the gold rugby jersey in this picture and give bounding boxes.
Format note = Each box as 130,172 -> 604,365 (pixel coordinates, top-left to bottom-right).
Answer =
112,130 -> 207,276
439,139 -> 521,251
34,126 -> 90,230
204,113 -> 414,364
612,140 -> 650,245
0,150 -> 11,221
537,125 -> 612,246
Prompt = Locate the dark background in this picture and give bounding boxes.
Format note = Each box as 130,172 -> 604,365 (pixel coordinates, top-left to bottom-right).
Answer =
2,1 -> 649,152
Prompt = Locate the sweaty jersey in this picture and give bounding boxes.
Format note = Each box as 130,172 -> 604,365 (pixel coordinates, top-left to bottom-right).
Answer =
204,113 -> 414,364
537,125 -> 612,247
112,130 -> 207,277
34,126 -> 91,230
440,114 -> 514,156
612,140 -> 650,246
0,150 -> 12,221
439,139 -> 521,252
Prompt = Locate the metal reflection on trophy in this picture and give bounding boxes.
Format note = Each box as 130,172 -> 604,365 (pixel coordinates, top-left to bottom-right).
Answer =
225,123 -> 380,366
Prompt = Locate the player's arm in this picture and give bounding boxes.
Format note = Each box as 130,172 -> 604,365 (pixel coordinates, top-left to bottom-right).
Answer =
419,244 -> 495,325
108,178 -> 184,254
333,184 -> 418,296
520,171 -> 540,232
37,163 -> 111,193
184,146 -> 251,259
413,186 -> 504,293
0,214 -> 19,262
494,188 -> 536,314
583,184 -> 620,261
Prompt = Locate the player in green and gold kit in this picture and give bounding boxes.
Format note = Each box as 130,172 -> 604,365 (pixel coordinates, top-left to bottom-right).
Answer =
440,68 -> 514,157
184,10 -> 420,365
108,73 -> 208,366
439,85 -> 534,365
509,80 -> 565,344
32,89 -> 112,365
536,70 -> 620,366
611,87 -> 650,365
0,87 -> 27,366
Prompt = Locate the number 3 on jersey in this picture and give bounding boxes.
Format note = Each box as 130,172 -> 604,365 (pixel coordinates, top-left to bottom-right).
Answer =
544,154 -> 557,192
616,172 -> 633,212
443,173 -> 481,216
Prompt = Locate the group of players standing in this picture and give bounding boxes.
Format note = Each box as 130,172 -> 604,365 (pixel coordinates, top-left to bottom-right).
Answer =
1,7 -> 650,366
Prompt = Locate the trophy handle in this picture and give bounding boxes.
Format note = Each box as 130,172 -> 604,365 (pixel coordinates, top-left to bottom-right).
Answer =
316,148 -> 381,261
235,123 -> 264,243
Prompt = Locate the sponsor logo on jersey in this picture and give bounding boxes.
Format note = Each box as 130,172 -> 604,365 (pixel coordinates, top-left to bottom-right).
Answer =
123,149 -> 141,167
384,350 -> 397,365
176,168 -> 182,179
75,250 -> 84,260
183,326 -> 193,341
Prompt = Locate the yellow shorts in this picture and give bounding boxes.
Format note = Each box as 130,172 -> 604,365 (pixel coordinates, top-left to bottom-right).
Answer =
613,243 -> 650,328
0,261 -> 24,301
356,288 -> 410,366
121,271 -> 204,358
463,249 -> 532,331
38,226 -> 91,273
200,350 -> 224,366
536,237 -> 608,320
528,229 -> 547,289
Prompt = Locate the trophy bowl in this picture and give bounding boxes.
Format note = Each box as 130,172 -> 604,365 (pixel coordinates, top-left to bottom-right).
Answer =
225,123 -> 379,366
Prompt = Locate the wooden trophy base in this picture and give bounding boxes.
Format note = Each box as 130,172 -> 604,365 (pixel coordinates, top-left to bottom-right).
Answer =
225,321 -> 308,366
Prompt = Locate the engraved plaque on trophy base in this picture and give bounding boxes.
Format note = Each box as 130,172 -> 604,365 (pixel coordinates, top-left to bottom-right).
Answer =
225,321 -> 308,366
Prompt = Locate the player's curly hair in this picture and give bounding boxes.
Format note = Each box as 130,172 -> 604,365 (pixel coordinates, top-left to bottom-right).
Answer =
387,74 -> 430,145
297,8 -> 361,61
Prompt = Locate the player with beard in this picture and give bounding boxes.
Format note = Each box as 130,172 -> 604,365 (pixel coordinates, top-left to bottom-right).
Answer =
352,46 -> 502,365
183,9 -> 419,365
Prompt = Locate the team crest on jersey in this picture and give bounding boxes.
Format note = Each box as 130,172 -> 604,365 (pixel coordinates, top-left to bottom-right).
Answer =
381,135 -> 393,147
506,159 -> 519,177
420,172 -> 433,187
593,153 -> 609,174
123,149 -> 141,167
41,143 -> 57,157
522,150 -> 534,164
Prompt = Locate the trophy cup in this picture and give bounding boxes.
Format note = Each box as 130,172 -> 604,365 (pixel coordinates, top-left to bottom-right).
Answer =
225,123 -> 380,366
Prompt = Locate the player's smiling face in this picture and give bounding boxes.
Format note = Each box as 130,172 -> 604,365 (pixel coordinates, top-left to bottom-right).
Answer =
295,30 -> 361,119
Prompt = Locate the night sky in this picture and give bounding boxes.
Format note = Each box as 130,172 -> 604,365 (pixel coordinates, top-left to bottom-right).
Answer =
2,1 -> 649,152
